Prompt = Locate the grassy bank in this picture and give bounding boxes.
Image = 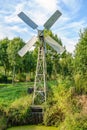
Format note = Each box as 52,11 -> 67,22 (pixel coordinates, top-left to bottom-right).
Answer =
0,82 -> 34,105
0,80 -> 87,130
0,81 -> 57,106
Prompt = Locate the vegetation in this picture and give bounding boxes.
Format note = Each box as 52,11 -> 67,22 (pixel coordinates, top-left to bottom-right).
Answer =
0,28 -> 87,130
7,125 -> 58,130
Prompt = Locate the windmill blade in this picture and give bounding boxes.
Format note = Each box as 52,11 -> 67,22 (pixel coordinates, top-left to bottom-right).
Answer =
18,12 -> 38,29
18,36 -> 38,57
45,36 -> 65,54
44,10 -> 62,30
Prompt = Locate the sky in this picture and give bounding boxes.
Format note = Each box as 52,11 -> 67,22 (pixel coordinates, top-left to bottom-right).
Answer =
0,0 -> 87,53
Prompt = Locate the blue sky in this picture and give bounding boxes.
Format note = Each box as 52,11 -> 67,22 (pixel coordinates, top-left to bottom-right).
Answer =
0,0 -> 87,53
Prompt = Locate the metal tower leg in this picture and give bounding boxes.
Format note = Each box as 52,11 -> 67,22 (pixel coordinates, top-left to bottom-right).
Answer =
33,46 -> 46,105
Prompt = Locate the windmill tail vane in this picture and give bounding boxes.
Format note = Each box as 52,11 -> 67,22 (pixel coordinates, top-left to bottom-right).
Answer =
18,9 -> 65,105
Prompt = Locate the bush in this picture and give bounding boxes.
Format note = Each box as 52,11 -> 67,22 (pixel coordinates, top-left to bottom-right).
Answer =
0,108 -> 7,130
74,74 -> 87,94
15,73 -> 26,82
7,96 -> 32,126
44,105 -> 65,127
7,107 -> 31,126
0,75 -> 7,83
0,116 -> 7,130
58,113 -> 87,130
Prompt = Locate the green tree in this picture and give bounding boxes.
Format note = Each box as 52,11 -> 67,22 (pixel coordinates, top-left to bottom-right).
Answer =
74,28 -> 87,74
0,38 -> 10,76
7,37 -> 25,82
74,28 -> 87,94
59,51 -> 74,77
23,51 -> 37,81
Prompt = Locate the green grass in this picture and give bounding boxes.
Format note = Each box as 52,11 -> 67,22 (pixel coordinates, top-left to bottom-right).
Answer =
0,81 -> 57,107
0,82 -> 33,106
7,125 -> 58,130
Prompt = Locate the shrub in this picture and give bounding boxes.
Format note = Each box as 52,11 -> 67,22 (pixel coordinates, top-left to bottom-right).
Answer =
7,96 -> 32,126
0,75 -> 7,83
58,113 -> 87,130
15,73 -> 26,82
74,74 -> 87,94
44,105 -> 65,127
0,116 -> 7,130
0,108 -> 7,130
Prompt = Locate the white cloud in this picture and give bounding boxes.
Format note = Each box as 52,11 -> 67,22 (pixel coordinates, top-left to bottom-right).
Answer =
61,0 -> 82,13
0,24 -> 28,40
15,2 -> 25,14
3,0 -> 61,27
27,10 -> 47,26
4,15 -> 20,23
61,36 -> 78,53
35,0 -> 58,13
4,2 -> 26,23
58,20 -> 86,33
0,25 -> 15,39
9,25 -> 28,33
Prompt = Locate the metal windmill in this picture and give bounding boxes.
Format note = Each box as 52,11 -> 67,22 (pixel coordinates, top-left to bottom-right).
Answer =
18,10 -> 65,105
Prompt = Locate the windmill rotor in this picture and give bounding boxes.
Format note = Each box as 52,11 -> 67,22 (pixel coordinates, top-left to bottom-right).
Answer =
18,9 -> 65,105
18,10 -> 64,55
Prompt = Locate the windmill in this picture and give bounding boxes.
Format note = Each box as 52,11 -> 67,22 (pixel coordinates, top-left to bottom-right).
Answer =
18,10 -> 65,105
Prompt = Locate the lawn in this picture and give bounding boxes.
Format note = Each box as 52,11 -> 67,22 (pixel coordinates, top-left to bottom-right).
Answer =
7,125 -> 58,130
0,81 -> 57,102
0,81 -> 57,106
0,82 -> 33,106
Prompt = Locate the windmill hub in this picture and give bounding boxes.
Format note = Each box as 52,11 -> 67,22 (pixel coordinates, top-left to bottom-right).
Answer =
18,9 -> 65,105
38,30 -> 44,36
38,30 -> 44,45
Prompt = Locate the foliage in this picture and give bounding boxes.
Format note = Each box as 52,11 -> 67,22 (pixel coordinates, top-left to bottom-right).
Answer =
7,125 -> 58,130
74,28 -> 87,94
74,28 -> 87,75
58,113 -> 87,130
0,116 -> 7,130
74,73 -> 87,94
59,52 -> 74,77
23,52 -> 36,74
0,108 -> 7,130
44,77 -> 73,127
0,75 -> 7,83
0,38 -> 10,76
15,73 -> 26,82
7,37 -> 24,67
7,96 -> 32,126
44,105 -> 65,126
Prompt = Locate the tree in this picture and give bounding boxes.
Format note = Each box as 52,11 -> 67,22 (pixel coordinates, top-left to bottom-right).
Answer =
23,51 -> 37,78
74,28 -> 87,94
7,37 -> 25,82
74,28 -> 87,75
0,38 -> 10,76
59,51 -> 74,77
